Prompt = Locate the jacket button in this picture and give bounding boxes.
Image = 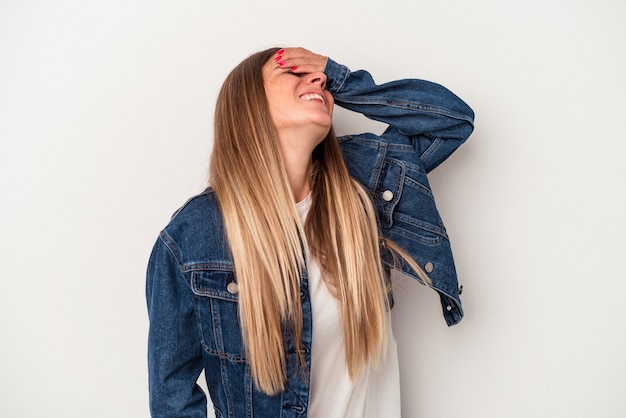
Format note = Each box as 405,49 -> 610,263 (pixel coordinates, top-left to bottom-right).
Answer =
446,305 -> 453,312
424,262 -> 434,273
227,282 -> 239,294
382,190 -> 394,201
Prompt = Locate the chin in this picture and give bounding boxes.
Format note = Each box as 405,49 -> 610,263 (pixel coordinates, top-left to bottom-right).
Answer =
313,115 -> 333,130
316,122 -> 332,137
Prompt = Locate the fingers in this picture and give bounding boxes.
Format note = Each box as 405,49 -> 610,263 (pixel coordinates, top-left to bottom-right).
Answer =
273,47 -> 327,74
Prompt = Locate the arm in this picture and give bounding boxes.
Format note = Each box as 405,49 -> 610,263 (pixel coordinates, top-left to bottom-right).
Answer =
146,235 -> 207,418
278,48 -> 475,172
326,58 -> 474,172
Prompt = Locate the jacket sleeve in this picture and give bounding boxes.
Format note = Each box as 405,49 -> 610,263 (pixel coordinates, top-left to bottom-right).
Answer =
324,58 -> 475,173
146,234 -> 207,418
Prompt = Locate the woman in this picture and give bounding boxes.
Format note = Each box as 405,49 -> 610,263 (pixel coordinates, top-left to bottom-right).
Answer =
147,47 -> 474,417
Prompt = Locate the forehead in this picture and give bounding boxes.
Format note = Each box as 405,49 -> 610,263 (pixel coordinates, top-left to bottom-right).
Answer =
262,58 -> 286,82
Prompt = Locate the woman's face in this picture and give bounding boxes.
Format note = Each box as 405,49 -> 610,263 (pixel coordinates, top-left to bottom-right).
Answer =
262,58 -> 334,139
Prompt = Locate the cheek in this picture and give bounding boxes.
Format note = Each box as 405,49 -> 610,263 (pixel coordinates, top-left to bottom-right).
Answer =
264,89 -> 278,111
266,87 -> 292,113
265,95 -> 285,125
266,97 -> 294,129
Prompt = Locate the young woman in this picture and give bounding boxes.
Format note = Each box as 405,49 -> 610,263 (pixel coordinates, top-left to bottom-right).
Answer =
146,47 -> 474,418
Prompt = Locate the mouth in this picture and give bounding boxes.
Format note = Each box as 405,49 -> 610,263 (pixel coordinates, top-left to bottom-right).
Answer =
299,92 -> 326,105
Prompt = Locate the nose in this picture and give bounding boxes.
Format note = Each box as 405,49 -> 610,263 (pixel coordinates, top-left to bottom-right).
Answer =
307,72 -> 327,89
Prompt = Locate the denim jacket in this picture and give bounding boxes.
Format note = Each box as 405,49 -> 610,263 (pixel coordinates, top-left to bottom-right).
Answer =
146,58 -> 474,417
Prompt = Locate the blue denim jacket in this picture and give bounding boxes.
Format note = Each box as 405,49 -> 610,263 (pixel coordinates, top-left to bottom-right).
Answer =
146,58 -> 474,417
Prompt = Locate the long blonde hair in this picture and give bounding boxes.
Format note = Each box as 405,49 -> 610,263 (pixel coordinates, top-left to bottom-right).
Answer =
209,48 -> 427,395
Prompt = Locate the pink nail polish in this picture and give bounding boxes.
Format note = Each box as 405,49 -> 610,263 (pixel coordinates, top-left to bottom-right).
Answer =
276,49 -> 285,55
278,61 -> 286,66
274,55 -> 282,62
291,66 -> 298,71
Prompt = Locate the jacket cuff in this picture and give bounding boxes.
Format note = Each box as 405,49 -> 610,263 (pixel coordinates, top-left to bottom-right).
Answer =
323,58 -> 350,96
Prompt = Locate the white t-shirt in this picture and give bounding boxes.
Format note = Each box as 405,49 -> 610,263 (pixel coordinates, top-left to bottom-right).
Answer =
296,194 -> 402,418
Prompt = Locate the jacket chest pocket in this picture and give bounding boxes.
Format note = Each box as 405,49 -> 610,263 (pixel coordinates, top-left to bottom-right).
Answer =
376,158 -> 447,246
190,270 -> 246,362
375,159 -> 404,229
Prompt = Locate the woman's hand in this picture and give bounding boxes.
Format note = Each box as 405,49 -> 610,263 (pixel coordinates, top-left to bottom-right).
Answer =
274,47 -> 327,74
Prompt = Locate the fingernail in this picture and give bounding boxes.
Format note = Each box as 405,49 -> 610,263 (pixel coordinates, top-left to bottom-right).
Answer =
276,49 -> 285,55
291,66 -> 298,71
278,61 -> 286,66
274,55 -> 282,62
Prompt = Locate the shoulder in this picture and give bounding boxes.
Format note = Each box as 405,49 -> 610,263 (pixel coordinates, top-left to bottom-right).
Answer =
160,187 -> 231,267
167,187 -> 221,228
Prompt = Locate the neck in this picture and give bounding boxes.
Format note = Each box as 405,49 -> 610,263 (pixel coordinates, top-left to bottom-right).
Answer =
283,152 -> 312,202
276,130 -> 320,202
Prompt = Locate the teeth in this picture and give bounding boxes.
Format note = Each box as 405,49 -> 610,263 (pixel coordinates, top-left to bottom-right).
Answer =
301,93 -> 325,104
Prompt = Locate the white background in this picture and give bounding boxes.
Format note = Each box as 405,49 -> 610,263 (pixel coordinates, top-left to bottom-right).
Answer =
1,0 -> 625,417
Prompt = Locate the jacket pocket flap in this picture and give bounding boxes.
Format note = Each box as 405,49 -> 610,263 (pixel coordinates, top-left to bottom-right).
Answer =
191,270 -> 238,302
